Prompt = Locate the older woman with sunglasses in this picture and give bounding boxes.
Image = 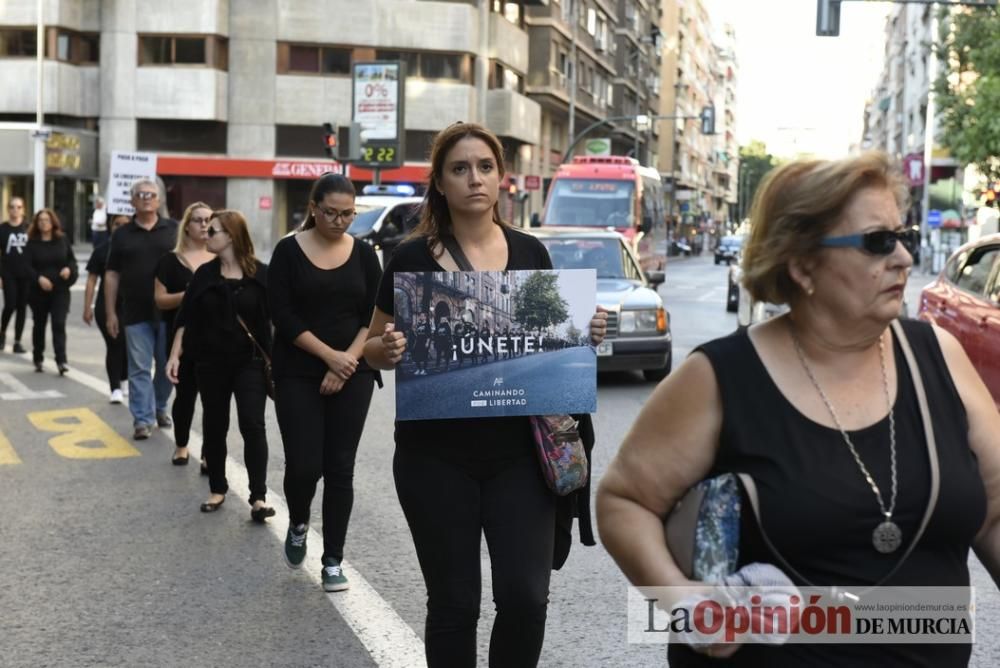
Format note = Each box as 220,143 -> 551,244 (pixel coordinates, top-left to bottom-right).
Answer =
155,202 -> 215,467
166,210 -> 275,522
598,152 -> 1000,666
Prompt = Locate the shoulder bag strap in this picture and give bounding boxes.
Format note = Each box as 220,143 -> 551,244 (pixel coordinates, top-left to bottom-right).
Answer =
738,319 -> 940,598
441,235 -> 474,272
236,315 -> 271,366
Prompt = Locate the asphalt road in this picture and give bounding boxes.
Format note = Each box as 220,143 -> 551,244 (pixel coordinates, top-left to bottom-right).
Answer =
2,254 -> 998,667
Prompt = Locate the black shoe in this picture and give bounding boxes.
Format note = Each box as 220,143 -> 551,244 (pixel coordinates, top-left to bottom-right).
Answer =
0,333 -> 5,350
200,496 -> 225,513
156,412 -> 173,428
12,342 -> 26,354
250,505 -> 276,524
171,454 -> 189,466
33,361 -> 42,373
58,364 -> 69,376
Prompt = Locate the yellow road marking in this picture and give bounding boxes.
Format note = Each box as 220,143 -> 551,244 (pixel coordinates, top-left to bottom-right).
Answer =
27,408 -> 140,460
0,428 -> 21,465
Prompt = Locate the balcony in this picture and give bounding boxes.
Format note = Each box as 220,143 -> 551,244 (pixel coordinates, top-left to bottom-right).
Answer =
0,60 -> 99,117
489,12 -> 529,74
135,68 -> 228,120
486,89 -> 541,144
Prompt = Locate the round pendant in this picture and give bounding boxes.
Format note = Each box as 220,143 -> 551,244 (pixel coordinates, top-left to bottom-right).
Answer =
873,520 -> 903,554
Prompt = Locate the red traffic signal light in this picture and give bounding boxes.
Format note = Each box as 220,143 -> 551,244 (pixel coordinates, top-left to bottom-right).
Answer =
322,122 -> 338,158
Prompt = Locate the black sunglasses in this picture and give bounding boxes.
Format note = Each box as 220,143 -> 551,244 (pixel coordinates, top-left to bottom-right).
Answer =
206,226 -> 225,238
819,228 -> 919,256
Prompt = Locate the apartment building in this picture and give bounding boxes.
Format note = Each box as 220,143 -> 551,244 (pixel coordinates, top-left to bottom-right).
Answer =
0,0 -> 543,251
657,0 -> 737,244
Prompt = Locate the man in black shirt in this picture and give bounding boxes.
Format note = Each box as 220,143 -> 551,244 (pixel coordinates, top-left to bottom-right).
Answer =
411,311 -> 431,375
0,197 -> 30,353
434,317 -> 452,371
105,180 -> 178,439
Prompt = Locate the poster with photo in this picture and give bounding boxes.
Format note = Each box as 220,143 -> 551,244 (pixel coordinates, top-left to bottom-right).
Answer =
393,269 -> 597,421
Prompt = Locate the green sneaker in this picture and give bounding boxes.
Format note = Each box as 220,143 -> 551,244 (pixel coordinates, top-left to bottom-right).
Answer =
284,524 -> 308,569
321,557 -> 349,592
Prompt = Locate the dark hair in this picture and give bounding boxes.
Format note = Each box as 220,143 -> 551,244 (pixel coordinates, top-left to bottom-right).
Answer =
210,209 -> 258,277
411,122 -> 507,256
28,208 -> 64,240
300,172 -> 356,231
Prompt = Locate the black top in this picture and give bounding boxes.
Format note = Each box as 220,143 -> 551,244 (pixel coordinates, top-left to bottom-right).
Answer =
375,225 -> 552,459
669,320 -> 985,667
155,253 -> 195,338
86,242 -> 123,316
106,216 -> 178,325
268,235 -> 382,379
25,237 -> 77,291
175,258 -> 271,366
0,222 -> 31,278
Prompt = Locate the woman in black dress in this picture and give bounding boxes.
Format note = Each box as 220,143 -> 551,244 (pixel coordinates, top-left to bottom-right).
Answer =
155,202 -> 214,467
83,214 -> 131,402
25,208 -> 77,374
269,173 -> 382,592
363,123 -> 606,667
165,210 -> 275,521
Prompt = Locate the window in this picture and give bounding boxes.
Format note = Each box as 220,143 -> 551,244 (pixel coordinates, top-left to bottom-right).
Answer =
137,119 -> 227,154
289,45 -> 319,72
79,34 -> 99,63
321,47 -> 351,75
587,8 -> 597,36
491,1 -> 521,25
0,29 -> 37,56
56,32 -> 71,61
139,35 -> 227,69
275,124 -> 328,158
956,247 -> 1000,296
561,0 -> 574,25
282,44 -> 352,75
376,50 -> 468,83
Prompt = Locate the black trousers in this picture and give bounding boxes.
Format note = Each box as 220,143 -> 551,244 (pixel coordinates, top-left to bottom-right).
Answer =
95,305 -> 128,391
1,274 -> 30,343
196,358 -> 269,503
29,288 -> 70,365
394,447 -> 555,668
171,355 -> 198,447
276,372 -> 375,561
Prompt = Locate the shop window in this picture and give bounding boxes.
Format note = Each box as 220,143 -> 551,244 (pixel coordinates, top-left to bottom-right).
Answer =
139,35 -> 227,69
0,28 -> 37,56
138,119 -> 228,154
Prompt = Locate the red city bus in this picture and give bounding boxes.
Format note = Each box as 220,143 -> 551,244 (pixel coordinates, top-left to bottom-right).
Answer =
536,156 -> 666,274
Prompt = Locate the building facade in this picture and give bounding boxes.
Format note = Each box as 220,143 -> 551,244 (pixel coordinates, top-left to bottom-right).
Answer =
0,0 -> 544,251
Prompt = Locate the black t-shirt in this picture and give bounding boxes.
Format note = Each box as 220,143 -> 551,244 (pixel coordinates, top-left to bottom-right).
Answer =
86,241 -> 114,313
0,222 -> 31,278
26,237 -> 77,290
268,234 -> 382,379
412,321 -> 431,343
106,217 -> 178,326
374,225 -> 552,459
155,253 -> 195,338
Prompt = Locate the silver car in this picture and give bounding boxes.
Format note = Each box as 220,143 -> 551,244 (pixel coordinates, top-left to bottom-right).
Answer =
533,228 -> 673,381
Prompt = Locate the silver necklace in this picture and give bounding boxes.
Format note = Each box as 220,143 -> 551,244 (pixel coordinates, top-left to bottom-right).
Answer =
791,327 -> 902,554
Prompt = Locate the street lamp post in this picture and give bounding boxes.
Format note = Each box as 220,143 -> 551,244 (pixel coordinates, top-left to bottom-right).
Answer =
33,0 -> 46,213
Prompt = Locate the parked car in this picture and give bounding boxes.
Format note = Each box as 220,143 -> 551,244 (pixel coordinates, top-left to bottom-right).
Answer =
532,228 -> 672,382
715,235 -> 744,265
918,233 -> 1000,408
347,185 -> 423,263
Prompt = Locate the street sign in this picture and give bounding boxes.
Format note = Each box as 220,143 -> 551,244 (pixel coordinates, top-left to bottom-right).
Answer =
352,61 -> 405,170
105,151 -> 158,215
903,153 -> 924,187
524,175 -> 541,191
927,209 -> 942,228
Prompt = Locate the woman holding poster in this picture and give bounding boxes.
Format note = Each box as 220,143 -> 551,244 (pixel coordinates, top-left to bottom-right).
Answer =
363,122 -> 607,667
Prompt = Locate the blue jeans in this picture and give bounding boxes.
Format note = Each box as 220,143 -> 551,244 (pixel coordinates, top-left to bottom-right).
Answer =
125,321 -> 172,427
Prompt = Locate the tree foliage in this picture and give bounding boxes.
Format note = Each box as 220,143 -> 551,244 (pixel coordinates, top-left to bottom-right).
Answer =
738,141 -> 779,219
934,6 -> 1000,182
513,272 -> 569,331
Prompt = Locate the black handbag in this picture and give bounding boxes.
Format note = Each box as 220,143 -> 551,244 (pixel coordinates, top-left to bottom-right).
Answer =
236,315 -> 275,400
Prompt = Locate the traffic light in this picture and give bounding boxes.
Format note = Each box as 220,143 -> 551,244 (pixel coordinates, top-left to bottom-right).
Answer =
816,0 -> 841,37
700,105 -> 715,135
322,122 -> 338,159
338,122 -> 362,162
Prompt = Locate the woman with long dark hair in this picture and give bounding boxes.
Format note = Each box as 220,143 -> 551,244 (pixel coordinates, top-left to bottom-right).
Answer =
83,214 -> 131,401
166,210 -> 274,521
155,202 -> 214,468
269,173 -> 382,591
363,123 -> 606,667
26,208 -> 77,374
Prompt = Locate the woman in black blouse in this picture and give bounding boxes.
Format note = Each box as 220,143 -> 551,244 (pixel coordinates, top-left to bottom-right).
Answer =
268,173 -> 382,592
165,210 -> 275,521
83,214 -> 131,401
363,123 -> 606,667
26,208 -> 77,374
155,202 -> 214,467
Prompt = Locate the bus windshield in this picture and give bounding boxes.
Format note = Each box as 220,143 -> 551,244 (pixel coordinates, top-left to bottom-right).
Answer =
545,179 -> 635,228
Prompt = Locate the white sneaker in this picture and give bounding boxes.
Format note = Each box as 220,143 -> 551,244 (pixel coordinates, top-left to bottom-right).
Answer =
110,389 -> 124,404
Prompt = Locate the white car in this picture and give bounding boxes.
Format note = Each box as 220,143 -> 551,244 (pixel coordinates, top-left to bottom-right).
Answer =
347,186 -> 423,262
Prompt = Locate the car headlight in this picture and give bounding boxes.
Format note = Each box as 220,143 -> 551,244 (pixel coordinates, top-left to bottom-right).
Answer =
620,308 -> 666,334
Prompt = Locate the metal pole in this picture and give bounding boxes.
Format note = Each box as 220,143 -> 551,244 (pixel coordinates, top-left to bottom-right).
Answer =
567,2 -> 577,155
373,168 -> 382,187
920,8 -> 939,273
667,82 -> 681,235
33,0 -> 46,213
476,0 -> 489,124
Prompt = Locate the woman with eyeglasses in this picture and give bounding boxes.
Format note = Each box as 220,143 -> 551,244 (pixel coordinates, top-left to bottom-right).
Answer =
267,173 -> 381,591
155,202 -> 215,468
597,152 -> 1000,665
25,208 -> 77,374
83,214 -> 131,402
166,210 -> 275,522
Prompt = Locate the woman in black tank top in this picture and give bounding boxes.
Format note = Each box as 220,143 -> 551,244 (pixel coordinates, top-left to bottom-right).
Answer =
597,152 -> 1000,666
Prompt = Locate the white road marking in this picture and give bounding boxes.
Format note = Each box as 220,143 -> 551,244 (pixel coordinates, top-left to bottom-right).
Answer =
4,355 -> 428,667
0,371 -> 64,400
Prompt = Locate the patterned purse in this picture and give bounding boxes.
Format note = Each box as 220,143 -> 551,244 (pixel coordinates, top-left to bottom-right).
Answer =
530,414 -> 589,496
664,473 -> 743,581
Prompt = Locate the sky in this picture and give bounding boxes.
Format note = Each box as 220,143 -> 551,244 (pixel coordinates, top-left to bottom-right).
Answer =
705,0 -> 891,159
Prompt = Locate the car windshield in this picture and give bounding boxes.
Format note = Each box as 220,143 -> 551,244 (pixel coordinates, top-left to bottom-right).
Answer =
721,236 -> 744,248
347,205 -> 385,235
541,237 -> 624,279
544,179 -> 635,228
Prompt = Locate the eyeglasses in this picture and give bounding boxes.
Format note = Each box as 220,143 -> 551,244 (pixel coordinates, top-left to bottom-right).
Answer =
135,191 -> 158,201
317,207 -> 355,222
189,217 -> 211,225
8,203 -> 22,209
819,228 -> 919,256
206,226 -> 226,238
